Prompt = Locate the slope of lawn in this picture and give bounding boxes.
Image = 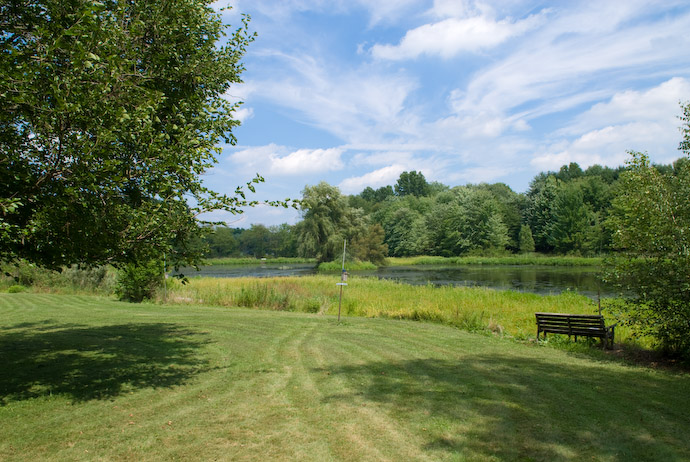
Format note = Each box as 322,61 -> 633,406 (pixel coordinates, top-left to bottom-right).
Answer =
1,293 -> 689,461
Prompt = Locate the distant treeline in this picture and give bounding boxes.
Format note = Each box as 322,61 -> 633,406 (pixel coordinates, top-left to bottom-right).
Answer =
202,159 -> 689,261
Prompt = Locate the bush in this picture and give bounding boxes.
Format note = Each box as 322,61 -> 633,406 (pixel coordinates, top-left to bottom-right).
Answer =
63,265 -> 116,292
115,260 -> 164,302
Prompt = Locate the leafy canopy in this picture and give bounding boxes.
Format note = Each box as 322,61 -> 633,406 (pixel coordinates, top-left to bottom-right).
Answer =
606,103 -> 690,356
0,0 -> 268,269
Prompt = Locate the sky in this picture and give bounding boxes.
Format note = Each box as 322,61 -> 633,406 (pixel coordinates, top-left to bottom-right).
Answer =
203,0 -> 690,227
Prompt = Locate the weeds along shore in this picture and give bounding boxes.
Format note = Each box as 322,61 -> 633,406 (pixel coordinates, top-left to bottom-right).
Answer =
159,274 -> 632,343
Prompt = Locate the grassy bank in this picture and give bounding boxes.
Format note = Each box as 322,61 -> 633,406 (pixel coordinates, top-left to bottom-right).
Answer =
202,254 -> 604,268
387,254 -> 605,267
161,275 -> 633,345
1,293 -> 688,461
203,257 -> 316,266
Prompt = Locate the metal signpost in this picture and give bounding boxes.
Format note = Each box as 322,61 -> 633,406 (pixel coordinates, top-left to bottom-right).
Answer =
336,240 -> 348,322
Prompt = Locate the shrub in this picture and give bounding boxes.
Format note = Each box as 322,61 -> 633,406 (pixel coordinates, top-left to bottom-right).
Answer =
115,260 -> 164,302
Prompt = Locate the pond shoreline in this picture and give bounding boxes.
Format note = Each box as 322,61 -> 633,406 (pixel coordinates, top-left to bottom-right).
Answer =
204,254 -> 605,268
179,258 -> 613,300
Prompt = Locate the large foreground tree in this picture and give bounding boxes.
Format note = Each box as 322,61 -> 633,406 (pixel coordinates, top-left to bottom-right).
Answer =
1,0 -> 259,269
607,103 -> 690,356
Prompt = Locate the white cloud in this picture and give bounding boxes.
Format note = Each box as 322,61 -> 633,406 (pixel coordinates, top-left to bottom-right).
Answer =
222,0 -> 421,27
371,12 -> 543,60
271,148 -> 344,175
339,164 -> 406,193
201,204 -> 300,227
246,52 -> 419,144
349,150 -> 416,168
233,107 -> 254,124
561,77 -> 690,135
230,144 -> 344,176
354,0 -> 421,26
531,78 -> 690,171
452,5 -> 690,127
452,165 -> 516,185
532,120 -> 679,172
429,0 -> 471,19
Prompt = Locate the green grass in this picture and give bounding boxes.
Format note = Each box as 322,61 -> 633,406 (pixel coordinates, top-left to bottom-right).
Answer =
161,275 -> 632,343
317,260 -> 378,272
201,254 -> 604,268
1,293 -> 688,461
203,257 -> 316,266
388,255 -> 604,267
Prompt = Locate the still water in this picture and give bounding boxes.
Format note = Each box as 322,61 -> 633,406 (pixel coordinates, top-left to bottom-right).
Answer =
179,263 -> 613,299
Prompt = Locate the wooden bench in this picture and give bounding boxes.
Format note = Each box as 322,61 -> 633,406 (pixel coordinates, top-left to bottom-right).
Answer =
535,312 -> 616,349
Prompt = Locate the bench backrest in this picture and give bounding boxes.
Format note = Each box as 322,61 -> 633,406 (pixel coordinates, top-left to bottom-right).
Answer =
535,312 -> 605,335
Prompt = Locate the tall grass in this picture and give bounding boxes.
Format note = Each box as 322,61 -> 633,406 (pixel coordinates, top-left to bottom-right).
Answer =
160,275 -> 630,342
388,254 -> 604,266
316,260 -> 377,272
203,254 -> 603,268
203,257 -> 316,266
0,262 -> 116,294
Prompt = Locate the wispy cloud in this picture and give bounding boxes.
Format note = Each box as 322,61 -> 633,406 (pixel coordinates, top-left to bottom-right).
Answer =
245,52 -> 419,144
339,164 -> 406,193
371,12 -> 544,60
531,78 -> 690,171
230,144 -> 344,176
451,4 -> 690,128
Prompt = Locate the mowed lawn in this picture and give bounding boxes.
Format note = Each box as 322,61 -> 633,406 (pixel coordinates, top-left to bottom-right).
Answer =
1,294 -> 689,461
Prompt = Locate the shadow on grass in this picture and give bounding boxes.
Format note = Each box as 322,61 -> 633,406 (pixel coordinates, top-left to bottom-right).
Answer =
0,321 -> 210,404
322,355 -> 690,461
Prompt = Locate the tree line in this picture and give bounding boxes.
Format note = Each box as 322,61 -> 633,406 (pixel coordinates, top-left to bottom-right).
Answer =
204,160 -> 671,262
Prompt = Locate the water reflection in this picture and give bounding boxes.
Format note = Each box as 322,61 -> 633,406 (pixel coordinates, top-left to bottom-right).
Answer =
178,264 -> 613,299
358,265 -> 612,299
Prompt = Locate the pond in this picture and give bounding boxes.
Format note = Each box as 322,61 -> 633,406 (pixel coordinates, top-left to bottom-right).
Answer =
177,263 -> 614,300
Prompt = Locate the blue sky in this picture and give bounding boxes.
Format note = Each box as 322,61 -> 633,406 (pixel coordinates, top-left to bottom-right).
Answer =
204,0 -> 690,227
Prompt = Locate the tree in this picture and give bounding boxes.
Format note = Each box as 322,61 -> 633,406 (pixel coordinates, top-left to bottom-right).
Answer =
461,188 -> 510,254
375,195 -> 431,257
476,182 -> 525,251
555,162 -> 584,182
204,227 -> 239,258
428,187 -> 509,256
350,224 -> 388,265
525,174 -> 558,252
239,224 -> 271,258
297,182 -> 352,262
395,171 -> 430,197
518,225 -> 535,253
269,223 -> 298,257
607,142 -> 690,356
0,1 -> 263,270
546,183 -> 593,254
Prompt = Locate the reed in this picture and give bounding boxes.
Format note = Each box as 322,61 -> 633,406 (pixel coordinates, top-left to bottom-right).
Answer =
202,257 -> 316,266
387,254 -> 604,266
316,260 -> 377,272
160,275 -> 632,342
